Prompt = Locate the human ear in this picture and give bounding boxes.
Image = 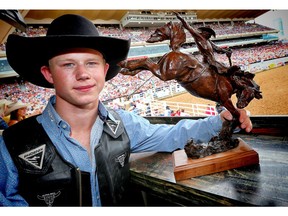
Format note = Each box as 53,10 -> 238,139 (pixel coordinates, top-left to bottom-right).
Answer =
40,65 -> 54,84
104,63 -> 109,76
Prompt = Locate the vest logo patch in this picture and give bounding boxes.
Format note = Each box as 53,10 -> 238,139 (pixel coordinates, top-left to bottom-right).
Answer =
37,191 -> 61,206
18,144 -> 46,169
106,119 -> 120,134
115,152 -> 126,167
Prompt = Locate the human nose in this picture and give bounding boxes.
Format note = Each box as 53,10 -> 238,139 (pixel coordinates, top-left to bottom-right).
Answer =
75,64 -> 91,80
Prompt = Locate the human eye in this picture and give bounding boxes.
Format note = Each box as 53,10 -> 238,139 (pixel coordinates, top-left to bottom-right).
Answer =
86,60 -> 99,68
62,62 -> 75,69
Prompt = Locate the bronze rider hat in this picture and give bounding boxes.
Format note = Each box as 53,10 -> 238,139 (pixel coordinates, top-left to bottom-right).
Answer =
6,14 -> 131,88
198,26 -> 216,38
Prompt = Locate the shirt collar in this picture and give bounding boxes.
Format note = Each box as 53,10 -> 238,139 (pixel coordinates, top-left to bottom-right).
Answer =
41,95 -> 117,126
98,101 -> 117,123
40,95 -> 67,129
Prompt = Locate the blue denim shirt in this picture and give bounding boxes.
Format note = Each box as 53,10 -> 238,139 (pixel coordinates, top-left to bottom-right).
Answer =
0,95 -> 222,206
0,117 -> 8,130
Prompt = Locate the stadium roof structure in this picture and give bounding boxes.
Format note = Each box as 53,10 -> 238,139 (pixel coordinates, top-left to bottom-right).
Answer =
22,10 -> 269,23
0,9 -> 270,44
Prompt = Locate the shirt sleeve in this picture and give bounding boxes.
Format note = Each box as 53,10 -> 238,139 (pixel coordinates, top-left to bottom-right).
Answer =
0,137 -> 28,206
116,109 -> 223,153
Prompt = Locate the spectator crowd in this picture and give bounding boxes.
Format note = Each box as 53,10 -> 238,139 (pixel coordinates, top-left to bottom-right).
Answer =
0,20 -> 287,117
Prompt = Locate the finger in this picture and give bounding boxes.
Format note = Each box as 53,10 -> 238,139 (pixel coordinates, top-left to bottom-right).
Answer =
244,123 -> 252,133
241,119 -> 252,133
222,110 -> 233,121
238,109 -> 249,123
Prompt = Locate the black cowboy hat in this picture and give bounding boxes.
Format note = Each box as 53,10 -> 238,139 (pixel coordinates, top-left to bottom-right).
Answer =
6,14 -> 131,88
198,27 -> 216,38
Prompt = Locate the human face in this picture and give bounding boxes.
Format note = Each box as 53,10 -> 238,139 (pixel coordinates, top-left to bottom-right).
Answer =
41,48 -> 109,107
17,107 -> 27,118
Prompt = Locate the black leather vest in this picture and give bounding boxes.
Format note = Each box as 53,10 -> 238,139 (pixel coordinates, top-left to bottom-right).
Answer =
3,110 -> 131,206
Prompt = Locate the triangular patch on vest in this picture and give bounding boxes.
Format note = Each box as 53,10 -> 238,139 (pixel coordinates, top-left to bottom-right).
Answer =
115,152 -> 127,167
18,144 -> 46,169
106,119 -> 120,135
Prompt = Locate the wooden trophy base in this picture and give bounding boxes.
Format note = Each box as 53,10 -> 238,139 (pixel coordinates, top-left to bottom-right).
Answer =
172,138 -> 259,181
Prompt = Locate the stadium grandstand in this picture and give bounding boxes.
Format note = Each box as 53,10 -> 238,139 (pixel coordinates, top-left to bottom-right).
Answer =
1,10 -> 287,117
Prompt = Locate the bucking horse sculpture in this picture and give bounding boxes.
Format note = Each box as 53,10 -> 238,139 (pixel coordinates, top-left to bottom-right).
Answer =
118,12 -> 262,158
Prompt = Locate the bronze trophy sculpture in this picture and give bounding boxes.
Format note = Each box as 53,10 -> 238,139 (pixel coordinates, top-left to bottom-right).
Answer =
118,12 -> 262,159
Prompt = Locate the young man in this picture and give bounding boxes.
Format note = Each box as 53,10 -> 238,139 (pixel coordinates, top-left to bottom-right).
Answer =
0,14 -> 252,206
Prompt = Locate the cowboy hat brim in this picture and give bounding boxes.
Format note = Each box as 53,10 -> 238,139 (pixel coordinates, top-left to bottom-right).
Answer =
0,99 -> 13,106
4,101 -> 28,116
0,99 -> 13,116
6,34 -> 131,88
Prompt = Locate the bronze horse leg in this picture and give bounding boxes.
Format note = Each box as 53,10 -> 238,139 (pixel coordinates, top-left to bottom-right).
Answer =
218,98 -> 241,140
119,58 -> 164,80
